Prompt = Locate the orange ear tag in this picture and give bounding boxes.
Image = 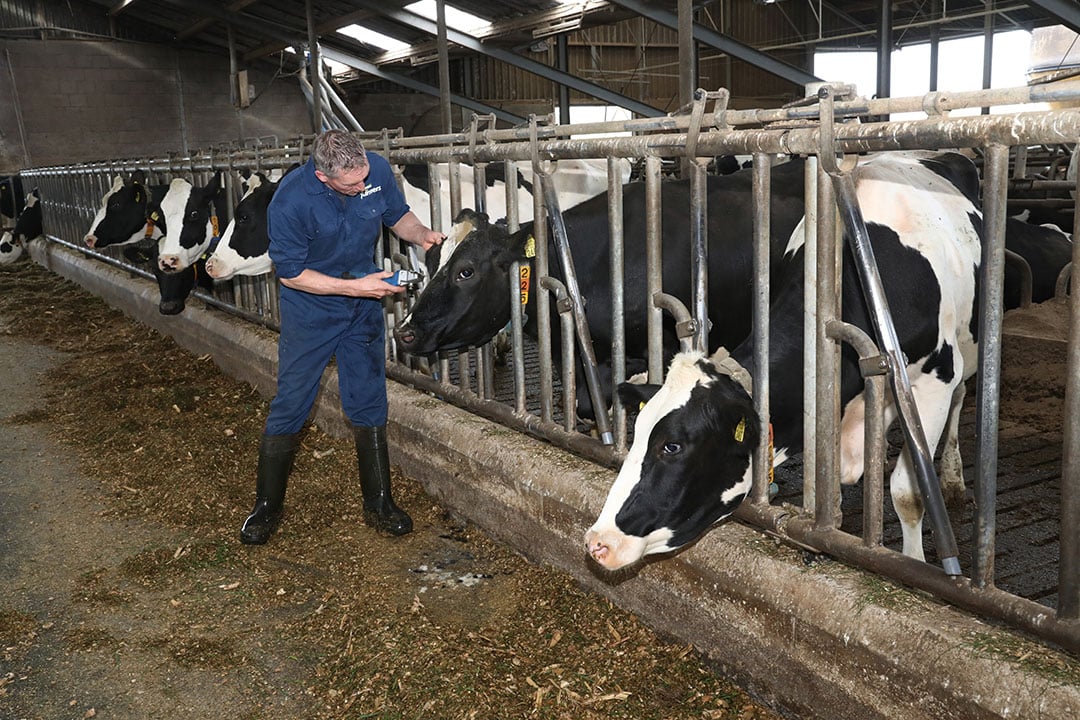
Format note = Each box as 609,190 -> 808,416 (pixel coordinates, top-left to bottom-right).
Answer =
519,265 -> 531,306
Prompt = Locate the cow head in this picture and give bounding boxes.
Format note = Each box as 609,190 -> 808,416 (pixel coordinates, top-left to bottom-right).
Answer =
14,189 -> 42,241
0,231 -> 20,264
395,209 -> 532,355
85,171 -> 159,249
158,172 -> 225,273
205,172 -> 278,280
585,351 -> 760,571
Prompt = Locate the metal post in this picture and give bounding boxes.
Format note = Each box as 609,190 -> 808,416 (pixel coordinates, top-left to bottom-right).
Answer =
608,157 -> 628,453
1060,157 -> 1080,619
305,0 -> 322,132
437,0 -> 452,134
814,162 -> 841,525
689,159 -> 708,352
645,156 -> 663,383
750,154 -> 771,505
973,144 -> 1009,587
542,173 -> 614,445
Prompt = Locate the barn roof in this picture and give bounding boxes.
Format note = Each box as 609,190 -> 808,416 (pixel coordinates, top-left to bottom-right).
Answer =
7,1 -> 1079,116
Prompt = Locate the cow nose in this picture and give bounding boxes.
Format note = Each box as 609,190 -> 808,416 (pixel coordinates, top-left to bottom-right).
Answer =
204,259 -> 220,278
159,255 -> 180,272
85,234 -> 97,248
584,530 -> 610,563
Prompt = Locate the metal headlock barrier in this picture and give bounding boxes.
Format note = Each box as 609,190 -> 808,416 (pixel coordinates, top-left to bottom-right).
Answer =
19,79 -> 1080,653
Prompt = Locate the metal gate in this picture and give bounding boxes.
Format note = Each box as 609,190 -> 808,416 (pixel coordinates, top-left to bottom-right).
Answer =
20,80 -> 1080,653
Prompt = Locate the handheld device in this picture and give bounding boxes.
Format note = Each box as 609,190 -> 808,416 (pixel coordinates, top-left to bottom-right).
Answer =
388,269 -> 422,288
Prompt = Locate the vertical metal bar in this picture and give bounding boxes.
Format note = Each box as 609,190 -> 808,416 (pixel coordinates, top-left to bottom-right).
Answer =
678,0 -> 696,178
473,162 -> 487,216
877,0 -> 892,114
750,154 -> 771,505
542,174 -> 613,445
645,156 -> 664,383
436,0 -> 452,133
689,159 -> 709,352
802,155 -> 819,509
973,144 -> 1009,588
815,164 -> 841,528
929,0 -> 940,92
1060,160 -> 1080,619
306,0 -> 322,132
505,160 -> 527,415
556,35 -> 570,125
534,183 -> 554,424
981,0 -> 994,116
608,157 -> 628,453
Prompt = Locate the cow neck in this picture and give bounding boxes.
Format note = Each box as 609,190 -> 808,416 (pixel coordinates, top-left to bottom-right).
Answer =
146,184 -> 172,236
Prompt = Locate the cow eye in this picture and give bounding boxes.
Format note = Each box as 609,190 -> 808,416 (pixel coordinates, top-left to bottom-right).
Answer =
661,441 -> 682,456
456,267 -> 474,281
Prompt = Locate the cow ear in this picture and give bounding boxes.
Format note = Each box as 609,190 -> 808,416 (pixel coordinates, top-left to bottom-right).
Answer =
617,381 -> 661,412
131,170 -> 147,186
507,227 -> 536,260
424,243 -> 443,278
711,395 -> 761,450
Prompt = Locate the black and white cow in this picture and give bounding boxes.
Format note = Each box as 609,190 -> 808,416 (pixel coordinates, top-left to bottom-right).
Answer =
0,188 -> 42,265
401,158 -> 629,233
395,159 -> 810,419
84,172 -> 169,249
157,172 -> 226,273
204,171 -> 283,281
1002,216 -> 1072,308
585,151 -> 985,571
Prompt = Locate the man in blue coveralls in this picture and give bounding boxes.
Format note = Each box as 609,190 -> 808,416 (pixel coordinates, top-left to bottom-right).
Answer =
240,129 -> 444,545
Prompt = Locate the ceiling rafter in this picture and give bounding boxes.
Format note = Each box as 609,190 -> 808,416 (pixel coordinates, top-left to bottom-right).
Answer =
350,0 -> 663,117
177,0 -> 265,41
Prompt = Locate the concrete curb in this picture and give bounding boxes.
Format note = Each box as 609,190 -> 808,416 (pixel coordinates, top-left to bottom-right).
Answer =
29,238 -> 1080,720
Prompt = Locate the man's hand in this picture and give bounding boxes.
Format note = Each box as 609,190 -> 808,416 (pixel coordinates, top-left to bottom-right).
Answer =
357,270 -> 407,298
391,211 -> 445,250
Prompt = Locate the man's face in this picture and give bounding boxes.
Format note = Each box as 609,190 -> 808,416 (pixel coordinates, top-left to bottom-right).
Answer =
315,165 -> 370,196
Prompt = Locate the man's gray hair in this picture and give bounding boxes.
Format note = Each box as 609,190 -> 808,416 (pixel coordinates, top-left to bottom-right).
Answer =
312,130 -> 369,177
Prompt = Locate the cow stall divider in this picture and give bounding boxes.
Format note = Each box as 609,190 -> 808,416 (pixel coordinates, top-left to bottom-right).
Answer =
18,80 -> 1080,653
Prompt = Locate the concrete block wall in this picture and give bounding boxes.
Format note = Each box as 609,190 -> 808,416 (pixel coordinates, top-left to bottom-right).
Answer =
0,39 -> 311,171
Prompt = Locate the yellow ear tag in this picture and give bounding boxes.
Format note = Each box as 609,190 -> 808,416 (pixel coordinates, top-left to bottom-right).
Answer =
150,211 -> 159,221
524,235 -> 536,258
734,417 -> 746,443
639,401 -> 646,411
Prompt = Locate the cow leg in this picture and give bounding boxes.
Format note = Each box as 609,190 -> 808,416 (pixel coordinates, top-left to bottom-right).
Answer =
838,392 -> 869,486
889,366 -> 962,561
937,381 -> 968,508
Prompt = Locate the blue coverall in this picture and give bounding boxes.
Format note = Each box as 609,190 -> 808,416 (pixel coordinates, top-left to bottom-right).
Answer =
264,153 -> 409,435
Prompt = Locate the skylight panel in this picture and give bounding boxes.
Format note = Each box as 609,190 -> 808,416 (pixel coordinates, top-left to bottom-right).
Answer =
337,24 -> 410,52
404,1 -> 491,33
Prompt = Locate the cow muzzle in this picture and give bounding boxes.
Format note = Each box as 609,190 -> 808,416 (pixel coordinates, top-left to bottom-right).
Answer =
394,324 -> 417,349
584,527 -> 646,571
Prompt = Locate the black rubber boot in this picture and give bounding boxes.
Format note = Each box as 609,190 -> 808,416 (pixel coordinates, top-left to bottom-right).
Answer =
239,433 -> 300,545
354,425 -> 413,536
